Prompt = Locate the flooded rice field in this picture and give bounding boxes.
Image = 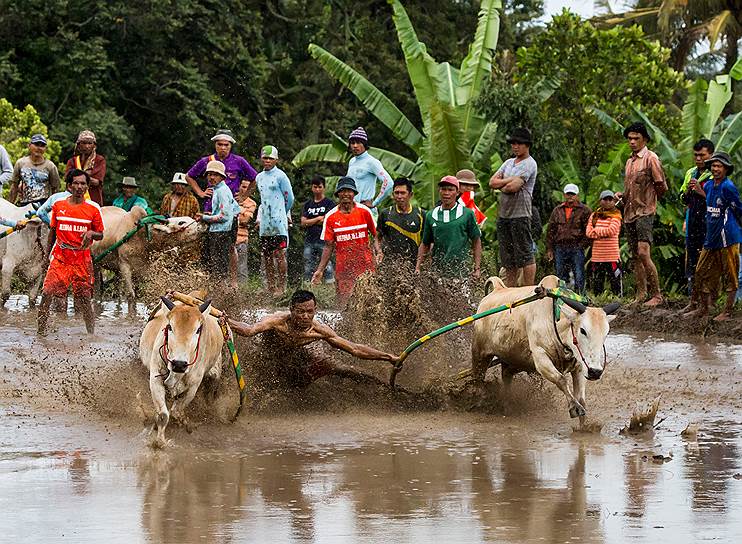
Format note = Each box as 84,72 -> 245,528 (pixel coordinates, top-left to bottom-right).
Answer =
1,295 -> 741,543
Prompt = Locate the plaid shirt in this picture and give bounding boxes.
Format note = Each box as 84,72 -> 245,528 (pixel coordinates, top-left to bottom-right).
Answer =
159,191 -> 200,218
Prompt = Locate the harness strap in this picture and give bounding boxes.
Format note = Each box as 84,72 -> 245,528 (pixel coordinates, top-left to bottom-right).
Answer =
158,321 -> 204,376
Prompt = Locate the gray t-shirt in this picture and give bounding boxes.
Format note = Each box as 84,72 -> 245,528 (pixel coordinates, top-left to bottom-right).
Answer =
496,156 -> 538,219
11,156 -> 60,203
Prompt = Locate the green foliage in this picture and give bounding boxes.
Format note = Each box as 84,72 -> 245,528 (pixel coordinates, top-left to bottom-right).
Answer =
294,0 -> 504,208
0,98 -> 61,165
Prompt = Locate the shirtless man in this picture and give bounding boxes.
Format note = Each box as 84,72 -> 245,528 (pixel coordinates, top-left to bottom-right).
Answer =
227,290 -> 400,389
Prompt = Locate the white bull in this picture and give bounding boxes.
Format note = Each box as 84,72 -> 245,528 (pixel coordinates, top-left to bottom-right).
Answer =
139,296 -> 224,445
471,275 -> 618,422
91,206 -> 206,305
0,198 -> 47,306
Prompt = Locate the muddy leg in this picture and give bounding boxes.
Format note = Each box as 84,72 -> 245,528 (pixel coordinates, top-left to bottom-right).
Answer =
149,372 -> 169,445
572,370 -> 587,427
76,294 -> 95,334
37,293 -> 53,336
531,346 -> 585,418
501,364 -> 518,390
170,383 -> 201,432
471,337 -> 495,383
713,290 -> 736,321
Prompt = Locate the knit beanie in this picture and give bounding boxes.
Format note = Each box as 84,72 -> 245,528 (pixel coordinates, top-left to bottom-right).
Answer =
348,127 -> 369,145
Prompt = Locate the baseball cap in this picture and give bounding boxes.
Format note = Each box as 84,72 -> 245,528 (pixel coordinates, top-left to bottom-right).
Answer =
599,190 -> 616,200
563,183 -> 579,195
261,145 -> 279,159
438,175 -> 460,190
30,134 -> 48,146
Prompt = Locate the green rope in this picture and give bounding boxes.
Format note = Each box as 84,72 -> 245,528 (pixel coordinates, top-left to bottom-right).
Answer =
389,287 -> 590,387
93,214 -> 167,263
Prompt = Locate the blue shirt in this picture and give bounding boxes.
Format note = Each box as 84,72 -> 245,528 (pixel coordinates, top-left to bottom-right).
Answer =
703,177 -> 742,249
35,191 -> 71,225
256,166 -> 294,237
202,181 -> 237,233
347,151 -> 393,207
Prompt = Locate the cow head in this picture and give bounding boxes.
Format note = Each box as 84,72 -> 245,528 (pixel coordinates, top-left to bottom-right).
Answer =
160,297 -> 211,381
563,301 -> 619,380
152,216 -> 207,242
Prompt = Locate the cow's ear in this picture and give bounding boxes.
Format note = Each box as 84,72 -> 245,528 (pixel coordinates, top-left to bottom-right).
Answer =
606,314 -> 617,323
199,299 -> 212,315
161,296 -> 175,310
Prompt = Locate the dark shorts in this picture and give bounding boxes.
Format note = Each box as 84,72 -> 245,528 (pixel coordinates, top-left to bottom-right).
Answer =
207,231 -> 233,278
497,216 -> 534,269
625,215 -> 654,256
260,235 -> 288,253
230,217 -> 238,244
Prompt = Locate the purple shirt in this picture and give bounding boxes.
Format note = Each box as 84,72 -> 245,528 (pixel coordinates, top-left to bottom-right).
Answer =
187,152 -> 257,212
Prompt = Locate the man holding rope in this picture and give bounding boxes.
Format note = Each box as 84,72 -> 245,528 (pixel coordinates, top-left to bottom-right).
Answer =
37,169 -> 104,336
226,290 -> 400,389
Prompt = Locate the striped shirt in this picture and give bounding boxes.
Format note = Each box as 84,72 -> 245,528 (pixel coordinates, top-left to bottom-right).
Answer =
586,214 -> 621,263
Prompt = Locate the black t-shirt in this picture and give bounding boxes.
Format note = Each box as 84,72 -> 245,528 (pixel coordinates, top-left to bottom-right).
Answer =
378,205 -> 425,264
302,197 -> 335,243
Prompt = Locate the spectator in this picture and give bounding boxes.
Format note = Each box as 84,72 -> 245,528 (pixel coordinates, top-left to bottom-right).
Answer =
159,173 -> 200,218
256,145 -> 294,296
8,134 -> 61,206
586,190 -> 623,296
679,139 -> 714,312
0,144 -> 12,188
64,130 -> 106,206
234,179 -> 257,285
185,129 -> 258,211
196,160 -> 238,280
375,177 -> 425,270
301,175 -> 335,282
112,177 -> 152,213
685,152 -> 741,321
346,127 -> 394,210
546,183 -> 592,293
456,169 -> 487,226
489,127 -> 537,287
615,122 -> 667,307
416,176 -> 482,280
311,177 -> 376,306
37,169 -> 104,336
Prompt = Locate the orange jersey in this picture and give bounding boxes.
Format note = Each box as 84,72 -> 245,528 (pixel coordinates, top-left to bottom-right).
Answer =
321,203 -> 376,275
50,198 -> 104,264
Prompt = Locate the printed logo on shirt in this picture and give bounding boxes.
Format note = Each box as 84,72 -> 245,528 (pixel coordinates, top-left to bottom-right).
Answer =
336,231 -> 367,242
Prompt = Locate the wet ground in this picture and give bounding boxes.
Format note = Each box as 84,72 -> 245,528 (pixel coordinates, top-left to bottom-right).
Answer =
1,295 -> 741,543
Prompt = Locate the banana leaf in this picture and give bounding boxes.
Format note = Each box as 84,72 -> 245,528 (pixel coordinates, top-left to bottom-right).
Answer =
471,121 -> 498,168
457,0 -> 502,132
388,0 -> 439,123
679,78 -> 709,145
308,43 -> 423,153
365,148 -> 417,177
292,143 -> 348,168
704,74 -> 733,137
631,106 -> 679,165
714,111 -> 742,155
731,58 -> 742,80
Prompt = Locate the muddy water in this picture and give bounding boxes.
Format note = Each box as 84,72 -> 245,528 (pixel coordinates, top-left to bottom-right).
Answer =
1,296 -> 741,543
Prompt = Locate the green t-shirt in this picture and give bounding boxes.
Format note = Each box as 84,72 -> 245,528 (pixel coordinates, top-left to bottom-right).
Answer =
422,203 -> 480,277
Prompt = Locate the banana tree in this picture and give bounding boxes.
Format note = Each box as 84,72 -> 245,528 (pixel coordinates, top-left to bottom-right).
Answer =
292,0 -> 503,208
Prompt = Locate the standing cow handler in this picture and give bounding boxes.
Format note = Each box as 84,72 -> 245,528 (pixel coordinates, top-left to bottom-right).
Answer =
226,290 -> 401,389
37,169 -> 104,336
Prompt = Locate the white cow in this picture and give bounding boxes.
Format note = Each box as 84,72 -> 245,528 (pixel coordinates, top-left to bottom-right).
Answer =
0,198 -> 47,306
139,295 -> 224,445
471,275 -> 618,422
91,206 -> 206,305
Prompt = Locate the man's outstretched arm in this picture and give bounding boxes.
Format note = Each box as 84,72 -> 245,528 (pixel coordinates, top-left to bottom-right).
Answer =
227,314 -> 279,337
320,325 -> 400,363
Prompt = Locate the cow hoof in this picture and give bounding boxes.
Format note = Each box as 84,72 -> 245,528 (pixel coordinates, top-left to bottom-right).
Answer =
569,402 -> 586,419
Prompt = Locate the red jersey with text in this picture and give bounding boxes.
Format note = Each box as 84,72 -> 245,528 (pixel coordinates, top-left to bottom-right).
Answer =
50,199 -> 104,264
321,203 -> 376,275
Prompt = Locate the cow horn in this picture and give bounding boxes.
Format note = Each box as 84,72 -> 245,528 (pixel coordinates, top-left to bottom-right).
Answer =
160,296 -> 175,311
198,299 -> 212,313
602,302 -> 621,315
561,297 -> 587,314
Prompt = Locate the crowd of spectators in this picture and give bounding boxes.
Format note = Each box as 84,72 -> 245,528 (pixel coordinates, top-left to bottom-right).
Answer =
1,122 -> 740,320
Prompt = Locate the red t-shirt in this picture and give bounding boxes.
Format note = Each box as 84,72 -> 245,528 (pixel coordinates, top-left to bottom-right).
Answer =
321,203 -> 376,275
50,198 -> 104,264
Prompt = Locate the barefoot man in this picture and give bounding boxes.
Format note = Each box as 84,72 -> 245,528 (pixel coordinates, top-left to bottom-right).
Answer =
227,290 -> 400,389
